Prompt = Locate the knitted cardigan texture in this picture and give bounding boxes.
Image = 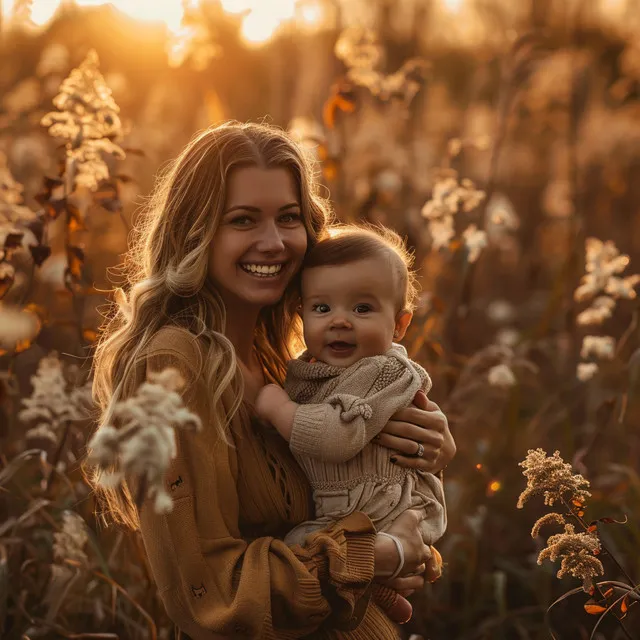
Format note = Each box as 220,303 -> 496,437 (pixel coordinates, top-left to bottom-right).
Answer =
126,327 -> 401,640
283,344 -> 447,548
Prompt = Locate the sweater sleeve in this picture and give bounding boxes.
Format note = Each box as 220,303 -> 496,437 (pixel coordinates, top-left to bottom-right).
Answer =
131,340 -> 376,640
289,357 -> 424,464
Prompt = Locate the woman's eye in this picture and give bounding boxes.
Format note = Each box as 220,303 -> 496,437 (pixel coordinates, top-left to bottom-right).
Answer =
355,304 -> 372,313
279,212 -> 302,224
312,303 -> 330,313
230,215 -> 253,226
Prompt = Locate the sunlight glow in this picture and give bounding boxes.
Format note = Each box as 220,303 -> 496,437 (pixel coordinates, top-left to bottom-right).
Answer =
442,0 -> 465,11
241,0 -> 295,45
3,0 -> 325,46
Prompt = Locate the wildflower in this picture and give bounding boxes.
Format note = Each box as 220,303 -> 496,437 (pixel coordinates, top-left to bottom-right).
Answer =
576,296 -> 616,326
18,353 -> 92,442
537,523 -> 604,591
335,27 -> 382,70
53,511 -> 88,565
485,192 -> 519,240
495,327 -> 520,347
428,215 -> 455,250
486,299 -> 516,324
41,50 -> 124,192
574,238 -> 635,302
576,362 -> 599,382
335,26 -> 428,105
517,449 -> 591,509
605,274 -> 640,300
0,151 -> 36,231
87,368 -> 202,514
462,224 -> 487,263
531,512 -> 566,538
580,335 -> 616,360
487,363 -> 516,388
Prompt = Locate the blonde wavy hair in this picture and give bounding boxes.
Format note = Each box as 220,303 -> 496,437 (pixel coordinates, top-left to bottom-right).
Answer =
89,121 -> 332,529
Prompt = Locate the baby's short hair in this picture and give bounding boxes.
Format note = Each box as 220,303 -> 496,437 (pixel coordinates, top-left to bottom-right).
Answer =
303,223 -> 419,312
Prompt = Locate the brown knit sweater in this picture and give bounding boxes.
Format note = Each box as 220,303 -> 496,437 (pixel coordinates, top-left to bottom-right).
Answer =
126,327 -> 400,640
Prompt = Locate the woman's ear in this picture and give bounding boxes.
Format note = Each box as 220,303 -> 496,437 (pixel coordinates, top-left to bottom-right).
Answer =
393,310 -> 413,342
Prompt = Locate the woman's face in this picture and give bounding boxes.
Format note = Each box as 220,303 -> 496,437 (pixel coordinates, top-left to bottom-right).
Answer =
208,166 -> 308,313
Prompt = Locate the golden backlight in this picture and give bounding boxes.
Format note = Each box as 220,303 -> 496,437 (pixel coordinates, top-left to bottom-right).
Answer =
1,0 -> 324,45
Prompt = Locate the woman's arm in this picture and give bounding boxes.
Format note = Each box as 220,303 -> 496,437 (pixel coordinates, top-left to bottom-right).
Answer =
131,342 -> 376,638
377,390 -> 456,473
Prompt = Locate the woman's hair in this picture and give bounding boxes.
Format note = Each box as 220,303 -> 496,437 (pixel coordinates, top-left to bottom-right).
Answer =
89,121 -> 332,529
302,223 -> 419,312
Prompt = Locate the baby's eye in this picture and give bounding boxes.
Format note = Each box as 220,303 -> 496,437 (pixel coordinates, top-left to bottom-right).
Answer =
354,304 -> 372,313
312,303 -> 330,313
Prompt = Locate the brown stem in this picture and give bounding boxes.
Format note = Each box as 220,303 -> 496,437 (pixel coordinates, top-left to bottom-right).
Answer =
63,157 -> 87,350
64,559 -> 157,640
45,420 -> 72,492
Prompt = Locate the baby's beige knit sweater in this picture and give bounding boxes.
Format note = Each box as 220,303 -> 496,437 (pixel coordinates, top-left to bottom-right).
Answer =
283,344 -> 447,547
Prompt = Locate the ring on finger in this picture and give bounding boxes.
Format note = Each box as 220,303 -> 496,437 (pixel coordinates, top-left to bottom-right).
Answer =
415,442 -> 425,458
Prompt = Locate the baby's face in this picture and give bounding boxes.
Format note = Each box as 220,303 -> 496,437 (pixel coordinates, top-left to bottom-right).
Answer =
301,256 -> 403,367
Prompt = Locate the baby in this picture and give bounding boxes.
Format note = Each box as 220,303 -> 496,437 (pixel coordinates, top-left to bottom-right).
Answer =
255,225 -> 447,624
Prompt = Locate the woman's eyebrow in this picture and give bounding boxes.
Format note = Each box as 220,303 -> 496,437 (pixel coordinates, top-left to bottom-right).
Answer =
224,202 -> 300,214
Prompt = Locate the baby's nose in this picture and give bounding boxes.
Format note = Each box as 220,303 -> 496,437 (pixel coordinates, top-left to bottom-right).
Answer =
330,316 -> 352,329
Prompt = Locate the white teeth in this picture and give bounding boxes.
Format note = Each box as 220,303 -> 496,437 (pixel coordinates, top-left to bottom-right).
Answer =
241,263 -> 283,276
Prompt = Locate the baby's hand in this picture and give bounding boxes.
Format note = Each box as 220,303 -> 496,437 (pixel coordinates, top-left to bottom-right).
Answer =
255,385 -> 297,441
255,384 -> 288,420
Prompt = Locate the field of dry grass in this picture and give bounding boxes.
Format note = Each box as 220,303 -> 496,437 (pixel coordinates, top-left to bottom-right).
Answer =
1,1 -> 640,638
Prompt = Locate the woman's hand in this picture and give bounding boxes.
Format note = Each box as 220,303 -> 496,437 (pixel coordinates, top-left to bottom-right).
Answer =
373,510 -> 432,593
377,390 -> 456,473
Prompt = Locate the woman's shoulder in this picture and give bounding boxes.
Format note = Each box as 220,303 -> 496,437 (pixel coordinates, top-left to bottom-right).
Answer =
142,325 -> 207,380
145,325 -> 202,356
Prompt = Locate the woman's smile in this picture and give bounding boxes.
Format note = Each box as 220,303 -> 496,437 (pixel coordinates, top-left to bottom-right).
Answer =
239,261 -> 286,277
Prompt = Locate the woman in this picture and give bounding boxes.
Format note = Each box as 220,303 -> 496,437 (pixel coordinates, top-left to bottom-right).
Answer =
90,121 -> 456,640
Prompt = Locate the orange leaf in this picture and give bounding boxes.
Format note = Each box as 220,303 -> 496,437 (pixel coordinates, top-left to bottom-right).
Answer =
322,83 -> 356,129
621,595 -> 629,614
572,499 -> 584,507
577,510 -> 585,517
14,339 -> 32,353
584,601 -> 607,615
66,245 -> 85,280
603,588 -> 614,598
323,161 -> 338,182
67,216 -> 85,233
83,328 -> 98,343
587,524 -> 597,532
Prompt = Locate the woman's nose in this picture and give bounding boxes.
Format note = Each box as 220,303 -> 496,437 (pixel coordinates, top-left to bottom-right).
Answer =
256,221 -> 285,253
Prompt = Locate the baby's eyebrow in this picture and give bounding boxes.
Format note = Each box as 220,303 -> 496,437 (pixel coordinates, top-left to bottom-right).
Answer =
304,295 -> 327,302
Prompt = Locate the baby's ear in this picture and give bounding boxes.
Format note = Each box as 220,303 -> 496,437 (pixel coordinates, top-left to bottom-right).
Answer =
393,310 -> 413,342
